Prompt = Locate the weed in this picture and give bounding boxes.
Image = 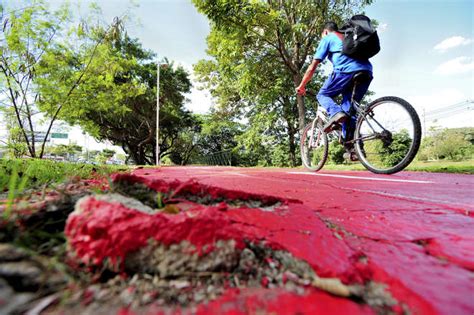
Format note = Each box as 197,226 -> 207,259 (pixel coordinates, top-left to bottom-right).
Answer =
157,192 -> 164,209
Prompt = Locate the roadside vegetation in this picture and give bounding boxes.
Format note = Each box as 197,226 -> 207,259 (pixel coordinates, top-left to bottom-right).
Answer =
322,160 -> 474,174
0,158 -> 127,194
321,127 -> 474,173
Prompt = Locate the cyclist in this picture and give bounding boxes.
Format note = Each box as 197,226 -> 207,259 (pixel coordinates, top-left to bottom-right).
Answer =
296,21 -> 373,159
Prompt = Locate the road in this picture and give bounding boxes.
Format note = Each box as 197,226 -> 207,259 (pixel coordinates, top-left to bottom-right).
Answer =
132,166 -> 473,314
67,166 -> 474,314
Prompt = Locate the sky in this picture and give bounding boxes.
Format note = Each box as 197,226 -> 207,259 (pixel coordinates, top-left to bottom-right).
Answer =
364,0 -> 473,130
1,0 -> 473,152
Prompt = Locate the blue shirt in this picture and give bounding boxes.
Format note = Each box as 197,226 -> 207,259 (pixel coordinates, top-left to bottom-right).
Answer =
314,33 -> 372,73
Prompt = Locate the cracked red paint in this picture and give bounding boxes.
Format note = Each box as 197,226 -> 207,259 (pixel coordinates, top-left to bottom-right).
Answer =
65,167 -> 474,314
66,177 -> 355,280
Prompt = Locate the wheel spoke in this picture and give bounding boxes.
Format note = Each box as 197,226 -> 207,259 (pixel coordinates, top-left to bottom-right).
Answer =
300,122 -> 328,172
355,97 -> 421,174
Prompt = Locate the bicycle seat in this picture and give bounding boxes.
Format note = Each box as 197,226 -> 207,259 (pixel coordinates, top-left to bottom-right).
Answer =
352,71 -> 372,85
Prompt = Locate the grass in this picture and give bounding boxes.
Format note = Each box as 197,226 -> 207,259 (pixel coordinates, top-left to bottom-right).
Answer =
322,159 -> 474,174
0,158 -> 129,194
405,160 -> 474,174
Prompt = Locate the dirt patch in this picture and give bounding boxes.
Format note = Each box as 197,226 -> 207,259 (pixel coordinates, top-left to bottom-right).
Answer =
111,173 -> 288,210
56,237 -> 398,314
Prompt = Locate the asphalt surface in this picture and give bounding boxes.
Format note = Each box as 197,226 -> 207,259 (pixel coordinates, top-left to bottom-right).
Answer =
129,166 -> 474,315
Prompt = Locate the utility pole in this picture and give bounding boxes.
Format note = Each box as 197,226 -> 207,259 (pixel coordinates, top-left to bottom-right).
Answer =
423,107 -> 426,138
156,60 -> 160,166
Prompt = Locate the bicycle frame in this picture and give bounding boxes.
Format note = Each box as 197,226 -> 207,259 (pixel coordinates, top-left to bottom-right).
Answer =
308,98 -> 389,147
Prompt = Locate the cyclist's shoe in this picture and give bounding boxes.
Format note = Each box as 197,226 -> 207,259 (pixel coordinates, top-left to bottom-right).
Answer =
323,112 -> 349,133
343,150 -> 359,162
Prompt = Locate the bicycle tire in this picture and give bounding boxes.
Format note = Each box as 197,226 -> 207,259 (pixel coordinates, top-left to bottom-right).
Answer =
354,96 -> 421,174
300,121 -> 329,172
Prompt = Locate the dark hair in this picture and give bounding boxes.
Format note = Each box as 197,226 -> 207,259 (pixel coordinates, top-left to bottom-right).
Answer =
323,21 -> 338,32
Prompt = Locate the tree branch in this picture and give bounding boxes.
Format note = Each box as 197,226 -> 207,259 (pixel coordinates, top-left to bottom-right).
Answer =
39,23 -> 117,158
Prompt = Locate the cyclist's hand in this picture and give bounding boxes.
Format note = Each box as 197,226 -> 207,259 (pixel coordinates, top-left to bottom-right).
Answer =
296,85 -> 306,96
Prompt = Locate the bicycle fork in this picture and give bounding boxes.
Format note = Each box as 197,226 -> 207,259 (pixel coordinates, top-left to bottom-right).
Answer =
308,107 -> 328,148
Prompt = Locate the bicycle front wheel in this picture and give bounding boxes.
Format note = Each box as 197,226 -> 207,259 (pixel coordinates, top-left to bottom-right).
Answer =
300,121 -> 328,172
354,96 -> 421,174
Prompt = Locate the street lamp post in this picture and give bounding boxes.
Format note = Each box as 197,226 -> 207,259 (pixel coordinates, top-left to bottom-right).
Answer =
156,60 -> 160,166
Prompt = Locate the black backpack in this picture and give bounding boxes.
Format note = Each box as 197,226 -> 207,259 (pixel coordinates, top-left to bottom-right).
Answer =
339,15 -> 380,60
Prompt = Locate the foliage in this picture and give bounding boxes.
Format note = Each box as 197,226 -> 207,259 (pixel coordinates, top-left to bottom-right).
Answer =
1,108 -> 28,158
418,127 -> 473,161
41,29 -> 194,165
322,159 -> 474,174
0,1 -> 124,158
0,158 -> 127,193
1,1 -> 195,166
376,130 -> 412,167
49,144 -> 82,158
87,150 -> 101,160
182,113 -> 241,165
328,140 -> 345,164
101,149 -> 115,159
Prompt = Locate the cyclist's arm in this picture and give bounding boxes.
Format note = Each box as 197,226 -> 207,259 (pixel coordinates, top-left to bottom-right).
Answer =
296,59 -> 321,94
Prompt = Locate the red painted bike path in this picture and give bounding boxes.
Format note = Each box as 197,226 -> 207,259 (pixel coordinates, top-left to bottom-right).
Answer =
127,167 -> 474,315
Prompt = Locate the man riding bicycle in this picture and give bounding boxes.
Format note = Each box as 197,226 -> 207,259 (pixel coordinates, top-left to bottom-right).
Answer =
296,21 -> 373,159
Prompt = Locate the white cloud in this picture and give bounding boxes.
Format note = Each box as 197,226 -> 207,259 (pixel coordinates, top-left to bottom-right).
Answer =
434,56 -> 474,75
377,23 -> 388,34
434,36 -> 473,52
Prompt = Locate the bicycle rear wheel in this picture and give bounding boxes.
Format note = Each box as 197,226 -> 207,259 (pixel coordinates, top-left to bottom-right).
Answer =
354,96 -> 421,174
300,121 -> 328,172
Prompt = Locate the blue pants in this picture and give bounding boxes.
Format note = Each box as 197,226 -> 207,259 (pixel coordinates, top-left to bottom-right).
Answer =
317,71 -> 372,139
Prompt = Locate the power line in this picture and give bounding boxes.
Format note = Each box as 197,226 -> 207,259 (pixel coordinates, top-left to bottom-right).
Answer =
425,100 -> 472,116
421,100 -> 473,137
426,107 -> 472,118
426,105 -> 469,117
425,108 -> 472,122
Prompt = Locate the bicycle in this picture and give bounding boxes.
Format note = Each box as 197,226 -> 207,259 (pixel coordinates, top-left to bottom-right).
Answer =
300,71 -> 422,174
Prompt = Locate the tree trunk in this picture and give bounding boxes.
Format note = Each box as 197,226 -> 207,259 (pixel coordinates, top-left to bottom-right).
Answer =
128,145 -> 142,165
282,98 -> 298,168
288,127 -> 297,167
293,74 -> 306,134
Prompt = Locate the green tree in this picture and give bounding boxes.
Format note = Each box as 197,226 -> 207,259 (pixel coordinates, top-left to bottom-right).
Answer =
419,127 -> 473,161
0,1 -> 68,157
101,149 -> 115,159
87,150 -> 101,160
189,112 -> 245,165
50,144 -> 69,157
1,107 -> 28,158
0,1 -> 123,158
41,29 -> 194,165
94,148 -> 115,164
49,143 -> 81,160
